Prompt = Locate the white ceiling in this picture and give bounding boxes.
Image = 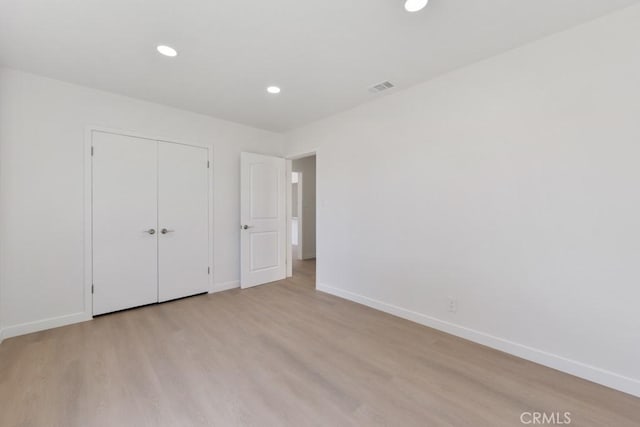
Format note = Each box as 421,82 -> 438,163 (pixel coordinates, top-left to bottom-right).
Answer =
1,0 -> 638,131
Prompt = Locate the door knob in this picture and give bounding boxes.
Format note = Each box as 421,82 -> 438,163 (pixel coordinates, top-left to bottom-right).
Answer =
242,225 -> 252,230
161,228 -> 174,234
145,228 -> 156,235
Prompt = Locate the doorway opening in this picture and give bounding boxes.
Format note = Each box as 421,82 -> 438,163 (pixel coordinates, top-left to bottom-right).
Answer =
289,154 -> 316,286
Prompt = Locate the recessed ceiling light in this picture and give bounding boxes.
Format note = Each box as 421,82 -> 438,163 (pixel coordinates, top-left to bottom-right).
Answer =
157,45 -> 178,57
404,0 -> 429,12
266,86 -> 281,94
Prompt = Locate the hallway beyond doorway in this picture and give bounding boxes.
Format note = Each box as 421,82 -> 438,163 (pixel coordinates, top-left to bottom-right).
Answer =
292,258 -> 316,290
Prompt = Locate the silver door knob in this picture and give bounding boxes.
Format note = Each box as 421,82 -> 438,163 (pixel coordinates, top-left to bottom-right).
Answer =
146,228 -> 156,235
242,225 -> 252,230
161,228 -> 174,234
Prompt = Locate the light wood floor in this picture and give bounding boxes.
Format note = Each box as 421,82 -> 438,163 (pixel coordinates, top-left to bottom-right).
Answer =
1,259 -> 639,426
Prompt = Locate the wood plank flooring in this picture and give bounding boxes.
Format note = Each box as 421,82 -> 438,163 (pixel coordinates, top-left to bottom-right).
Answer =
1,259 -> 639,426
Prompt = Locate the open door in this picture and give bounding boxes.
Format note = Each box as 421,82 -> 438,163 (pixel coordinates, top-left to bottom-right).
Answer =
240,152 -> 286,288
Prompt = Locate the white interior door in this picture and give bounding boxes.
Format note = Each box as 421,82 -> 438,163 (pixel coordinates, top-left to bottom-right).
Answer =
92,132 -> 158,315
241,152 -> 286,288
158,142 -> 210,301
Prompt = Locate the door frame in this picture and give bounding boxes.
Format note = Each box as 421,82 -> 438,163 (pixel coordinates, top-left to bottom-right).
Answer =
83,126 -> 214,318
285,149 -> 318,279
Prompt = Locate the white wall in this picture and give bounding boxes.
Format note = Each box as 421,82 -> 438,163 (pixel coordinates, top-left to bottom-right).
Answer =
285,5 -> 640,397
292,156 -> 316,259
0,68 -> 284,339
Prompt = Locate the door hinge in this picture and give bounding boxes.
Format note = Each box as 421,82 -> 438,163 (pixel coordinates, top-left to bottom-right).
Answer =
207,160 -> 210,168
208,267 -> 211,275
91,146 -> 94,156
91,284 -> 94,294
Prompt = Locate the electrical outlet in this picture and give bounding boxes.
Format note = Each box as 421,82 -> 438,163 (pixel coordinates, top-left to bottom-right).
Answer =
447,297 -> 458,313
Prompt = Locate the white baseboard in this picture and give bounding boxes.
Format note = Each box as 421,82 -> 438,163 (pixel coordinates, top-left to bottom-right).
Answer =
0,281 -> 242,342
209,280 -> 240,294
317,282 -> 640,398
0,312 -> 92,343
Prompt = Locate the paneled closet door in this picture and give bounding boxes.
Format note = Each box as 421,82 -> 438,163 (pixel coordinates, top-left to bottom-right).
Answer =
158,142 -> 210,302
92,132 -> 159,315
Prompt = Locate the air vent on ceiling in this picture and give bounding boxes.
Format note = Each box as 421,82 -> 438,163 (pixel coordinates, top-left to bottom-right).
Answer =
369,81 -> 395,93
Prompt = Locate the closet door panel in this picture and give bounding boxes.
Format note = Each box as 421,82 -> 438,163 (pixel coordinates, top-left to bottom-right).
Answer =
158,142 -> 209,301
92,132 -> 158,315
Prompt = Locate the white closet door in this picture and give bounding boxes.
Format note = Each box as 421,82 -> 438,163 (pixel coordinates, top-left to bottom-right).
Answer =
92,132 -> 158,315
158,142 -> 210,302
240,152 -> 286,288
